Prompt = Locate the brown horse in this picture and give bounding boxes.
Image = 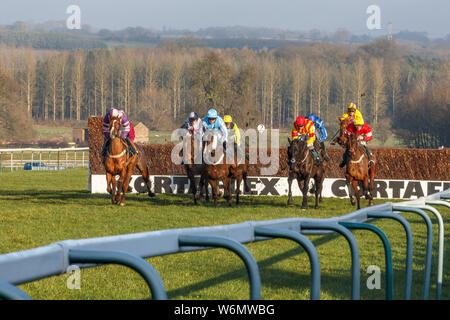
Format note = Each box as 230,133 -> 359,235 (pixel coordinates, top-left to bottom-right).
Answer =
287,135 -> 325,209
227,144 -> 250,206
344,132 -> 376,209
333,117 -> 351,147
203,133 -> 234,207
104,116 -> 154,206
182,132 -> 209,205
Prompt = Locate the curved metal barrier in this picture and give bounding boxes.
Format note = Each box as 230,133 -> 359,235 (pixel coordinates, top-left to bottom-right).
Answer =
0,189 -> 448,300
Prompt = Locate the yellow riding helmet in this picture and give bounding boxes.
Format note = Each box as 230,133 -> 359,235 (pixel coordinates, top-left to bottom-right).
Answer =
223,115 -> 232,123
348,102 -> 357,111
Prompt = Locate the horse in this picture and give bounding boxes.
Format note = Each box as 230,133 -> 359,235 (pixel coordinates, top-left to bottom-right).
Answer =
343,132 -> 376,209
333,116 -> 351,147
227,143 -> 250,206
286,135 -> 325,210
103,115 -> 154,206
182,131 -> 209,205
203,132 -> 234,207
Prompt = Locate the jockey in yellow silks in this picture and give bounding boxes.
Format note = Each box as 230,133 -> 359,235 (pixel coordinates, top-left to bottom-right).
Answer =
291,116 -> 322,165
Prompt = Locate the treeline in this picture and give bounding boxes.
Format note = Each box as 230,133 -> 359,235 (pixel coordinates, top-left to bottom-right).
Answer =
0,28 -> 108,50
0,39 -> 448,147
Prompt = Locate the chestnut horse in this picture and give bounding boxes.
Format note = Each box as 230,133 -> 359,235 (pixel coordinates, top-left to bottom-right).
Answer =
182,131 -> 209,205
343,132 -> 376,209
227,144 -> 250,206
287,135 -> 325,210
104,116 -> 153,206
203,133 -> 233,207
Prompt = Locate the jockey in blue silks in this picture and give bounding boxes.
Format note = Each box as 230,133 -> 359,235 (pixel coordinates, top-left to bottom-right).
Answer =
202,108 -> 228,143
307,113 -> 330,162
202,108 -> 232,161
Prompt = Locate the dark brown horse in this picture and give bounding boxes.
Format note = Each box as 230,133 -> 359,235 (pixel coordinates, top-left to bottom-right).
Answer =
104,115 -> 153,206
203,133 -> 234,207
287,135 -> 325,209
343,132 -> 376,209
182,132 -> 209,205
227,145 -> 250,206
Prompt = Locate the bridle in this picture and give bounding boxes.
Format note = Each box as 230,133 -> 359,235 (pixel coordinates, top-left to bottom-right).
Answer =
107,118 -> 127,159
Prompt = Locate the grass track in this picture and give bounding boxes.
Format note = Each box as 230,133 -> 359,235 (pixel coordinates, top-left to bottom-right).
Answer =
0,168 -> 448,300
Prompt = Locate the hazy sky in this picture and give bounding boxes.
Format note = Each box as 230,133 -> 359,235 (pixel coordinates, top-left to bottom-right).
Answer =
1,0 -> 448,37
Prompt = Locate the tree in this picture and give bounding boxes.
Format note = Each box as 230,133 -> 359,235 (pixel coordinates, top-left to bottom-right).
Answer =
368,57 -> 387,124
189,51 -> 232,115
0,71 -> 33,141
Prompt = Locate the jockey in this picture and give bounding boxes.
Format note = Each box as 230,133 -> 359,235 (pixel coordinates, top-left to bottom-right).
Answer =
223,115 -> 241,146
341,102 -> 364,125
101,108 -> 137,157
202,108 -> 228,145
339,118 -> 375,168
307,113 -> 330,162
181,111 -> 203,137
291,116 -> 322,165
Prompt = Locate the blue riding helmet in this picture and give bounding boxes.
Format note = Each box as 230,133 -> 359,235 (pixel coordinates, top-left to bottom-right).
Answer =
307,113 -> 317,123
207,109 -> 218,119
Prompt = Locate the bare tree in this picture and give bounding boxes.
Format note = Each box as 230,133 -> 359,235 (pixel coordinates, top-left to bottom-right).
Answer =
368,57 -> 387,124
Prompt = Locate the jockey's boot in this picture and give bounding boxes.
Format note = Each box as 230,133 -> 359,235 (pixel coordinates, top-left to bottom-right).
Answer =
125,137 -> 138,156
101,138 -> 111,157
362,145 -> 375,167
339,151 -> 348,168
320,141 -> 330,162
310,148 -> 322,166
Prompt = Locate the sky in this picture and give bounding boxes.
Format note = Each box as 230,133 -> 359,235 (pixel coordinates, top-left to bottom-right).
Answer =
0,0 -> 448,37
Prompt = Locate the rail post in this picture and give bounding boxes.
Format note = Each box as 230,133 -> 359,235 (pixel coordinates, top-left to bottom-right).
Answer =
0,281 -> 32,300
339,222 -> 393,300
392,206 -> 433,300
178,234 -> 262,300
254,226 -> 321,300
300,221 -> 360,300
367,212 -> 413,300
68,249 -> 168,300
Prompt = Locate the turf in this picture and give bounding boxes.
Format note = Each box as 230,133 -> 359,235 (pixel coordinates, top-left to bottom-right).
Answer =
0,168 -> 448,300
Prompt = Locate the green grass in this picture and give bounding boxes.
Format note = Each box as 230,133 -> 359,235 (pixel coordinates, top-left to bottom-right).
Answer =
33,126 -> 74,141
0,168 -> 448,300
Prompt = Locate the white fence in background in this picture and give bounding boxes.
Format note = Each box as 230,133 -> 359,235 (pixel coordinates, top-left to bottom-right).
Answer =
0,148 -> 89,172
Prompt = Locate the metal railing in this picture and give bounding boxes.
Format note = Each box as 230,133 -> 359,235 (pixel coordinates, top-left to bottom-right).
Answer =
0,148 -> 89,172
0,188 -> 448,300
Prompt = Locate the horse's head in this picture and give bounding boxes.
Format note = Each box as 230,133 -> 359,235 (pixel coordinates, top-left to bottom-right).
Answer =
182,130 -> 201,164
287,135 -> 308,171
336,117 -> 351,147
347,132 -> 359,158
109,115 -> 122,139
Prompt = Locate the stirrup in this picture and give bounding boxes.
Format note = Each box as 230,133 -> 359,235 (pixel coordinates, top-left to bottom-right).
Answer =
368,160 -> 375,167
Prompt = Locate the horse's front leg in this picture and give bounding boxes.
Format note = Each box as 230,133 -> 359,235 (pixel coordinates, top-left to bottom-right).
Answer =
345,173 -> 356,206
106,172 -> 113,195
314,176 -> 323,209
287,174 -> 294,206
117,169 -> 128,206
223,177 -> 232,207
235,175 -> 242,206
188,171 -> 198,205
299,177 -> 309,210
351,179 -> 361,210
209,178 -> 218,207
201,170 -> 210,202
